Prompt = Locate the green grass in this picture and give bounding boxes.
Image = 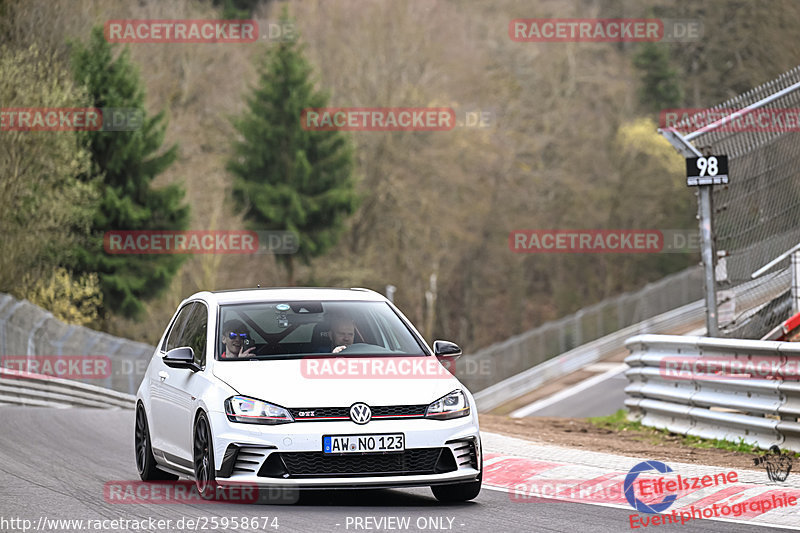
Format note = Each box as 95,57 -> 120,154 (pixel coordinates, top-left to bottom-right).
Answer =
588,408 -> 642,432
588,409 -> 798,456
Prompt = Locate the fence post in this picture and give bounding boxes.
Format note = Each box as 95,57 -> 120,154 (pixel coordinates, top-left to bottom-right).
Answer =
596,306 -> 604,337
698,185 -> 720,336
659,127 -> 719,337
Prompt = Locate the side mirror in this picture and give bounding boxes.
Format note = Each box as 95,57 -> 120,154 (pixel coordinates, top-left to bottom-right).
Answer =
163,346 -> 200,371
433,340 -> 462,359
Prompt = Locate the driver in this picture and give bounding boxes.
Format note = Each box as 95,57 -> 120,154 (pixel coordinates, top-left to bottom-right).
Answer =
221,319 -> 256,358
328,315 -> 355,354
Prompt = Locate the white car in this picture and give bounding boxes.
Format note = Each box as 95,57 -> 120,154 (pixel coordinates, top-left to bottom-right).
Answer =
135,288 -> 482,502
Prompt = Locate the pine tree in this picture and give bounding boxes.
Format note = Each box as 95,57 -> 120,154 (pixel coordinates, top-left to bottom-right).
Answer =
228,11 -> 358,284
70,26 -> 189,319
633,42 -> 683,114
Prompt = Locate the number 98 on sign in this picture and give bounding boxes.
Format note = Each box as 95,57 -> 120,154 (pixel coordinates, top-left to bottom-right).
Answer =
686,155 -> 729,186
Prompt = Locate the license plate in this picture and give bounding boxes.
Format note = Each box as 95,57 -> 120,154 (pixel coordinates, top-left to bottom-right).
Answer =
323,433 -> 405,454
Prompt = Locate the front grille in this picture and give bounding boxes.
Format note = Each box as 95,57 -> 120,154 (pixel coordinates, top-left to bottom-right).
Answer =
289,407 -> 350,419
261,448 -> 449,478
289,404 -> 427,421
373,405 -> 427,417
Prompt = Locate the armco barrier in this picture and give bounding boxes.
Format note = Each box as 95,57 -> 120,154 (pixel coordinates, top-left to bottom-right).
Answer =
472,268 -> 791,413
474,300 -> 705,412
459,267 -> 705,393
0,293 -> 155,395
0,367 -> 135,409
625,334 -> 800,452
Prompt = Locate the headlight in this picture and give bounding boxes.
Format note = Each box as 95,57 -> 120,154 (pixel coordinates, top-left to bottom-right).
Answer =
425,390 -> 470,420
225,395 -> 294,425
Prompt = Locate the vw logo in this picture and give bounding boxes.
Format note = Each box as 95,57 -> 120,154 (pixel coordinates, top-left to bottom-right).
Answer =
349,403 -> 372,425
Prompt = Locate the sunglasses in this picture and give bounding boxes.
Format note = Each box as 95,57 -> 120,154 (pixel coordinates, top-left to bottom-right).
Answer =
228,332 -> 249,339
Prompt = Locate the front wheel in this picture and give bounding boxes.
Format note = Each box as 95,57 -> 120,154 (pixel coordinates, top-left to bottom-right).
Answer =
135,404 -> 178,481
193,412 -> 217,499
431,473 -> 482,502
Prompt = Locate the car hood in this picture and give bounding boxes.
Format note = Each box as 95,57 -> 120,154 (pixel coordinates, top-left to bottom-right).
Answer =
211,356 -> 463,407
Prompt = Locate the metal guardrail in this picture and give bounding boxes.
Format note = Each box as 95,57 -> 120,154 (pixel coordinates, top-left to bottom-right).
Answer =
473,266 -> 792,413
0,368 -> 135,409
625,334 -> 800,452
459,267 -> 705,393
474,300 -> 706,412
0,293 -> 155,395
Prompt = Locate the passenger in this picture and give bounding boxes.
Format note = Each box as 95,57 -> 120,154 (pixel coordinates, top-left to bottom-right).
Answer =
221,319 -> 256,358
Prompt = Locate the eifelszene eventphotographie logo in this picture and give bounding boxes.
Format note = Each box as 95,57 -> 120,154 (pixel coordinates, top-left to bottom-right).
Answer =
624,460 -> 678,514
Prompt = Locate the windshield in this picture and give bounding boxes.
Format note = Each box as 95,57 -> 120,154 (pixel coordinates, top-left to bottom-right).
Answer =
216,300 -> 427,360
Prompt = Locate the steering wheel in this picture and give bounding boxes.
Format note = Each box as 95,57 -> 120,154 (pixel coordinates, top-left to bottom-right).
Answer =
334,343 -> 395,355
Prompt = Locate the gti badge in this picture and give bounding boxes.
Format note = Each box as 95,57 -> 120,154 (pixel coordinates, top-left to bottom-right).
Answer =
349,403 -> 372,425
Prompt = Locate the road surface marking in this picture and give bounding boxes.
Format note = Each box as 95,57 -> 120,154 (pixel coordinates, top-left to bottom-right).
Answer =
510,363 -> 629,418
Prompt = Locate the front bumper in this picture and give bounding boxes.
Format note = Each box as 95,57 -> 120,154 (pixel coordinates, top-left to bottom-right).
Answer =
207,411 -> 481,488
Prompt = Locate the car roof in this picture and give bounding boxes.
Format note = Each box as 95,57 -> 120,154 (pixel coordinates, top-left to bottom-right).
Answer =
191,287 -> 388,306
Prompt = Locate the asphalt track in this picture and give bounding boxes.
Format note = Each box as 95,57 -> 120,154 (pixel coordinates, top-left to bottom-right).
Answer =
0,408 -> 774,533
517,367 -> 629,418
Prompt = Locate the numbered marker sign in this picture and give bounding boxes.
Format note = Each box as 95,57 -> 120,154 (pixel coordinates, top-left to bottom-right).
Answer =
686,155 -> 729,186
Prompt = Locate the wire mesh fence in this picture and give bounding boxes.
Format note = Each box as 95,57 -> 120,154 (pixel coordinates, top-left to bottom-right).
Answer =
668,65 -> 800,336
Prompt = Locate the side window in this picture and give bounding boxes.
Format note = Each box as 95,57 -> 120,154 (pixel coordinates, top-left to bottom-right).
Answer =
164,305 -> 193,352
181,303 -> 208,367
163,303 -> 208,366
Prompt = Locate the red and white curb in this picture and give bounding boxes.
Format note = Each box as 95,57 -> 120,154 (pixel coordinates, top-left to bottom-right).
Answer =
481,431 -> 800,529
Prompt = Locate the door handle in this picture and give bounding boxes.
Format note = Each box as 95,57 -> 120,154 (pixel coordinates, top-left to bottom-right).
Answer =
158,371 -> 169,382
